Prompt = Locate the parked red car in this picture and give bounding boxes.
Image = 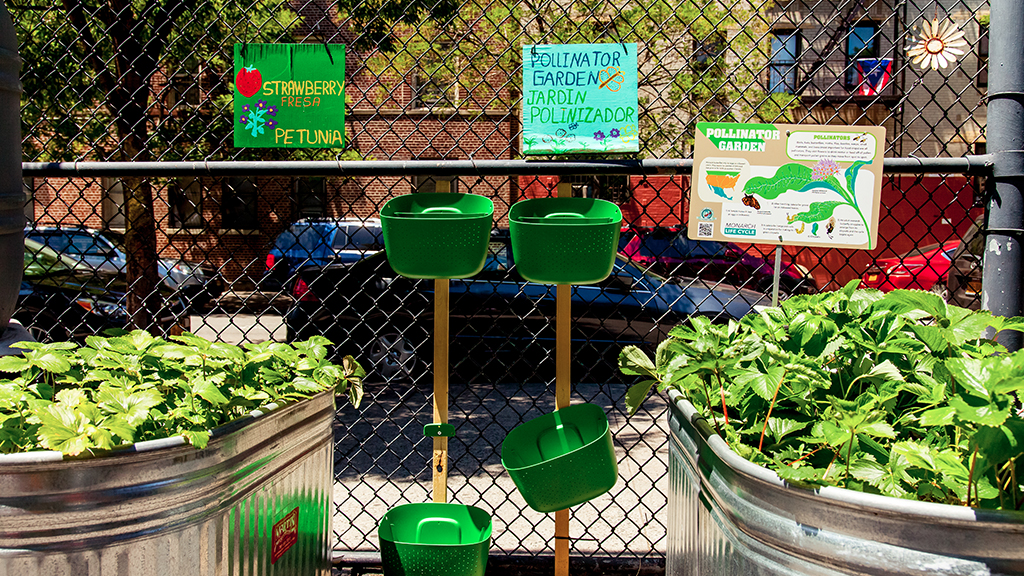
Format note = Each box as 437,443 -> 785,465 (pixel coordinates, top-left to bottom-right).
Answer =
861,240 -> 961,292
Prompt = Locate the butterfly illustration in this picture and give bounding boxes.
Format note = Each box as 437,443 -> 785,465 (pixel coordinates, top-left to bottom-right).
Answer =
598,66 -> 625,92
741,193 -> 760,210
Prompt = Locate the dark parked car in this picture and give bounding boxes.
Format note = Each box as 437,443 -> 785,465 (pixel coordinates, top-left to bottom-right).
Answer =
618,227 -> 817,295
284,231 -> 766,383
25,225 -> 223,310
17,238 -> 185,342
263,218 -> 384,289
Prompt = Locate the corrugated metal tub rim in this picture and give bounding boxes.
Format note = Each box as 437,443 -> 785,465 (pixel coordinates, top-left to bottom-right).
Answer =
668,388 -> 1024,565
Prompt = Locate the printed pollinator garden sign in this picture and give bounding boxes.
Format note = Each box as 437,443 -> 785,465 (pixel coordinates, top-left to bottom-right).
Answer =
689,123 -> 885,249
522,43 -> 639,154
233,43 -> 345,148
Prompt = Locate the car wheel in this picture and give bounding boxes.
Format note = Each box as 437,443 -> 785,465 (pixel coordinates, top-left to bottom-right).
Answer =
14,310 -> 69,343
930,282 -> 949,301
365,319 -> 427,383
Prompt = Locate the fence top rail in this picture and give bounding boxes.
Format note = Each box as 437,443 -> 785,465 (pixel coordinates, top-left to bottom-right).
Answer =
21,155 -> 993,177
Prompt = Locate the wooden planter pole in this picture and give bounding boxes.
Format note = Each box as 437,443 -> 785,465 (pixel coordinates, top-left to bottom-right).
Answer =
555,179 -> 572,576
433,179 -> 451,503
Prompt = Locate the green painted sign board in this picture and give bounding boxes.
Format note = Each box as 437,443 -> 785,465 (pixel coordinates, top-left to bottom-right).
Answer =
522,43 -> 639,155
233,43 -> 346,148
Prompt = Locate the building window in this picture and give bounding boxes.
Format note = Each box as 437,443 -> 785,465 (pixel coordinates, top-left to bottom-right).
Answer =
412,175 -> 459,194
412,41 -> 457,109
846,24 -> 880,89
222,177 -> 258,230
769,31 -> 801,94
694,31 -> 727,71
295,177 -> 326,219
978,20 -> 989,88
170,177 -> 204,229
569,175 -> 630,204
102,177 -> 125,230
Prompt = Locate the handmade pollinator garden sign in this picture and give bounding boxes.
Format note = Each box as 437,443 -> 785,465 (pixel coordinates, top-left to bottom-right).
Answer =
521,43 -> 639,154
233,43 -> 346,148
689,123 -> 885,250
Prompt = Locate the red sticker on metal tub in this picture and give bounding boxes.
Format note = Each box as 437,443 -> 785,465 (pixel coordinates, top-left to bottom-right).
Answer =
271,507 -> 299,564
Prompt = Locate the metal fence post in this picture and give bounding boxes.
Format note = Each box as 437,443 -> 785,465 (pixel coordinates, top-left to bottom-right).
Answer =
984,0 -> 1024,350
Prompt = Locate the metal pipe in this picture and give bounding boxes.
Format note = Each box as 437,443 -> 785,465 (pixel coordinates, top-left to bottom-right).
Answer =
984,0 -> 1024,351
22,155 -> 994,177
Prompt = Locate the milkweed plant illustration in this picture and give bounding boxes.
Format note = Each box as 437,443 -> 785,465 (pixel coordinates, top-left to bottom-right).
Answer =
744,158 -> 874,247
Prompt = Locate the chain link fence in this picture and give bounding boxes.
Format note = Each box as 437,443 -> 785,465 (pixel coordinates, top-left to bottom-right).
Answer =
12,0 -> 997,568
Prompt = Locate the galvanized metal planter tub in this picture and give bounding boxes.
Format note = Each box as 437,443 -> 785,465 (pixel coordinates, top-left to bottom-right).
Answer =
666,389 -> 1024,576
0,391 -> 335,576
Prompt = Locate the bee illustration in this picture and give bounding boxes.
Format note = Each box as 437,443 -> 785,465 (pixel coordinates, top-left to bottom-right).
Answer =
741,193 -> 760,210
853,132 -> 869,143
826,216 -> 836,238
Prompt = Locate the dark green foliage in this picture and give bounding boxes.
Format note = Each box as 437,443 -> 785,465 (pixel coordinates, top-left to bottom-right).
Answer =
620,281 -> 1024,509
0,331 -> 364,456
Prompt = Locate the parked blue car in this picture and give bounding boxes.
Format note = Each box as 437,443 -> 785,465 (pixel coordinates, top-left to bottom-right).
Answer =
263,218 -> 384,289
284,230 -> 766,383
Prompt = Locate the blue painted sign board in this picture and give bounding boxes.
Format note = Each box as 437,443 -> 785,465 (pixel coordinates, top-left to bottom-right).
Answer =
522,43 -> 639,154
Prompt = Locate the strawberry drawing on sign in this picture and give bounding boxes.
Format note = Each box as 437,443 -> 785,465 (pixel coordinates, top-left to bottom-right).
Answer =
236,65 -> 262,98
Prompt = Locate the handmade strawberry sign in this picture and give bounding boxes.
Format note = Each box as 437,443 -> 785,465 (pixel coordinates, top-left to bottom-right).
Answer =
233,43 -> 346,148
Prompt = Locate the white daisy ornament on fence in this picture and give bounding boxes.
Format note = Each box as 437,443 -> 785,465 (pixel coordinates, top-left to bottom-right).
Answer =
907,18 -> 967,71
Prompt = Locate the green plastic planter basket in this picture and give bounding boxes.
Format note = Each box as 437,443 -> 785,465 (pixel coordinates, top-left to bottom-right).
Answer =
501,403 -> 618,512
381,193 -> 494,279
378,503 -> 492,576
509,197 -> 622,284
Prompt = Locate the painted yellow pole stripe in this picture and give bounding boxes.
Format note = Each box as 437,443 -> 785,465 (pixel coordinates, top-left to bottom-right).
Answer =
433,178 -> 451,503
555,179 -> 572,576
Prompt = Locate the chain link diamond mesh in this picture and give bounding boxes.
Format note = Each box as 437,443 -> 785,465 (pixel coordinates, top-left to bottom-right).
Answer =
12,0 -> 991,566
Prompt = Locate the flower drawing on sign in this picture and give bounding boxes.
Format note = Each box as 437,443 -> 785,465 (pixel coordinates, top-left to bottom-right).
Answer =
593,130 -> 606,141
619,124 -> 638,143
239,99 -> 277,137
811,159 -> 840,181
907,18 -> 966,70
609,128 -> 621,138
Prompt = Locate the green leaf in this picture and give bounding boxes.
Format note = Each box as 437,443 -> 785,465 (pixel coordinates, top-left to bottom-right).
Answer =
844,160 -> 870,196
36,404 -> 89,456
0,356 -> 28,373
95,388 -> 164,425
949,395 -> 1011,427
766,417 -> 807,443
920,406 -> 956,427
742,163 -> 814,200
618,346 -> 658,378
181,429 -> 210,449
909,325 -> 951,354
191,379 -> 229,405
625,380 -> 657,416
735,366 -> 785,401
859,420 -> 896,439
788,200 -> 846,224
971,420 -> 1024,466
209,342 -> 245,362
30,352 -> 72,374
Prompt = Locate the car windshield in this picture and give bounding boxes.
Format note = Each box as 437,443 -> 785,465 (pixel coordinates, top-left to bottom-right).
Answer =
332,226 -> 383,251
23,238 -> 89,276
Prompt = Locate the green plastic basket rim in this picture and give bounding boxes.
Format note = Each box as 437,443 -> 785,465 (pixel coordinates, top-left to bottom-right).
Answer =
388,211 -> 492,219
379,503 -> 493,547
501,403 -> 611,473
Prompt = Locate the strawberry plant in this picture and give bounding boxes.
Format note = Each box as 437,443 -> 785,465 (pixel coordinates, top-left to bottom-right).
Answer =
620,281 -> 1024,509
0,330 -> 363,456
